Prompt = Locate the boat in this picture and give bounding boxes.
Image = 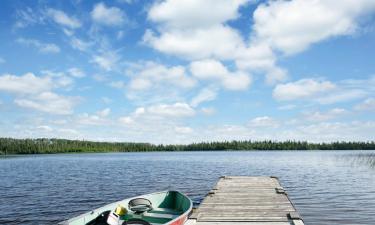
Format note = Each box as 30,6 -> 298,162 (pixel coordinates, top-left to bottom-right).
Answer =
59,191 -> 193,225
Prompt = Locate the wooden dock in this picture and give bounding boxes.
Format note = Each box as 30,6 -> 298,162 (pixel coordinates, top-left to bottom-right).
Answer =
186,176 -> 304,225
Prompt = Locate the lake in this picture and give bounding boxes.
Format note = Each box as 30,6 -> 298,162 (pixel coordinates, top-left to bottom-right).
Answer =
1,151 -> 375,225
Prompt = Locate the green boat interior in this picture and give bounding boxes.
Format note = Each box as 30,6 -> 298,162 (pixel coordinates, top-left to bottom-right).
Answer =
66,191 -> 191,225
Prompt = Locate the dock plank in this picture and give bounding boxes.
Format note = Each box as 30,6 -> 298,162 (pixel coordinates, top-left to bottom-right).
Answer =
187,176 -> 304,225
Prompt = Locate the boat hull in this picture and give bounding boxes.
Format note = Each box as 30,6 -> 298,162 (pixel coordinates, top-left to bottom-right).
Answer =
59,191 -> 192,225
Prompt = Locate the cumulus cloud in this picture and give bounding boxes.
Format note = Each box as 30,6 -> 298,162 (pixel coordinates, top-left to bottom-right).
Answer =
148,0 -> 249,29
128,62 -> 196,91
47,9 -> 81,29
14,92 -> 78,115
126,61 -> 196,104
144,25 -> 245,61
91,51 -> 120,71
77,108 -> 111,125
252,0 -> 375,55
144,0 -> 284,86
119,102 -> 195,127
16,38 -> 60,53
0,73 -> 52,95
147,103 -> 195,118
248,116 -> 279,128
265,67 -> 288,85
97,108 -> 111,117
273,76 -> 374,105
354,98 -> 375,111
174,126 -> 193,134
144,0 -> 249,60
303,108 -> 348,122
68,68 -> 85,78
273,79 -> 336,101
0,73 -> 81,115
91,2 -> 126,26
190,59 -> 252,91
190,87 -> 218,107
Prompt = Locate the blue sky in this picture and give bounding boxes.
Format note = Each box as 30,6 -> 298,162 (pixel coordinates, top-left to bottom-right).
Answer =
1,0 -> 375,143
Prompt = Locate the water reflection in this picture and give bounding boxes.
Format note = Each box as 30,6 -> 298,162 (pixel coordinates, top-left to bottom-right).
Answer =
1,151 -> 375,225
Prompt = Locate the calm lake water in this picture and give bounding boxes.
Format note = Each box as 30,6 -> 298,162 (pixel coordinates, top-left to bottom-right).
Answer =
1,151 -> 375,225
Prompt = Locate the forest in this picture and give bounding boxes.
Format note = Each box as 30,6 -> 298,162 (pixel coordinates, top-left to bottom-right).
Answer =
1,138 -> 375,154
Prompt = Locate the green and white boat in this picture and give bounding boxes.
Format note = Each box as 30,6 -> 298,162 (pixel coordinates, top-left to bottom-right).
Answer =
59,191 -> 192,225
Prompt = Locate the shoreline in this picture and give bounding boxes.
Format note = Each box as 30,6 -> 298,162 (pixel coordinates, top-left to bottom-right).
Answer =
1,149 -> 375,156
1,137 -> 375,155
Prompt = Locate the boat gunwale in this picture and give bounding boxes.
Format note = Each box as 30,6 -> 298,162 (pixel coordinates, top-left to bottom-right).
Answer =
58,190 -> 193,225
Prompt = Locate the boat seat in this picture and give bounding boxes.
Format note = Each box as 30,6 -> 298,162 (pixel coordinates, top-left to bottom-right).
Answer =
143,212 -> 179,219
150,208 -> 181,215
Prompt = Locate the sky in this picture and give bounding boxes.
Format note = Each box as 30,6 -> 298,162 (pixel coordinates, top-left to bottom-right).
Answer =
0,0 -> 375,144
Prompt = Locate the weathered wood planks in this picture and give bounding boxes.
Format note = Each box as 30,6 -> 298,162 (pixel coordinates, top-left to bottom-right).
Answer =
186,176 -> 304,225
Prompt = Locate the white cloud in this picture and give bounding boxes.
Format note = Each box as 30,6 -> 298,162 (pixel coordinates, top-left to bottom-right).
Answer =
190,59 -> 252,91
248,116 -> 279,128
17,38 -> 60,54
149,0 -> 248,29
273,76 -> 374,105
70,37 -> 92,51
148,103 -> 195,118
126,61 -> 196,104
129,62 -> 196,90
174,126 -> 193,134
316,89 -> 367,105
97,108 -> 111,117
119,116 -> 133,125
144,25 -> 245,60
14,92 -> 78,115
78,108 -> 111,125
47,9 -> 81,29
144,0 -> 288,86
144,0 -> 250,60
291,121 -> 375,142
354,98 -> 375,111
235,42 -> 276,71
14,7 -> 45,29
273,79 -> 336,101
201,107 -> 216,115
119,102 -> 195,128
40,70 -> 64,77
37,125 -> 53,132
55,75 -> 74,89
129,78 -> 152,91
252,0 -> 375,55
0,73 -> 52,95
303,108 -> 348,122
91,52 -> 119,71
265,67 -> 288,85
68,68 -> 85,78
91,2 -> 125,26
190,87 -> 217,107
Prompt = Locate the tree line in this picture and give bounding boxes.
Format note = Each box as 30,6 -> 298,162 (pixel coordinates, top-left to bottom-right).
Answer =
1,138 -> 375,154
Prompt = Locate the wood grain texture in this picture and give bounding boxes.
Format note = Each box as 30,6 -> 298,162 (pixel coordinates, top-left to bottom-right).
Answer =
187,176 -> 305,225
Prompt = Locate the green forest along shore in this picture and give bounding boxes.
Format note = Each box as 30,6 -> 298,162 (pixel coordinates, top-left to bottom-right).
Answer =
1,138 -> 375,154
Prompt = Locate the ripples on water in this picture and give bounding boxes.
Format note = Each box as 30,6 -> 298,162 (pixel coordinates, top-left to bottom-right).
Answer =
1,151 -> 375,225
